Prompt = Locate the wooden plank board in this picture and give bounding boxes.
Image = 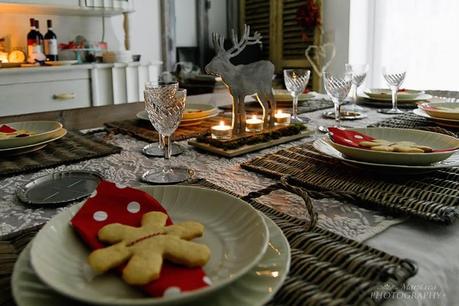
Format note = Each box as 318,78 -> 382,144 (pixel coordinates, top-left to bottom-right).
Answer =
188,128 -> 313,157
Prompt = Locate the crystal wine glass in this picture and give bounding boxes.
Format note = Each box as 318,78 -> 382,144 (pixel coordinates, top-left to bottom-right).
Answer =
283,69 -> 310,123
344,63 -> 368,112
379,66 -> 406,114
142,83 -> 191,184
323,71 -> 353,127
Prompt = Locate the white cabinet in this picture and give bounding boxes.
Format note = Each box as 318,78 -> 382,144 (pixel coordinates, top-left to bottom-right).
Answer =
0,62 -> 160,116
81,0 -> 132,10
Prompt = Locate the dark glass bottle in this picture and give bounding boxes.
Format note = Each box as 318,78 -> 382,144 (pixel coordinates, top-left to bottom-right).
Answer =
44,19 -> 58,61
27,18 -> 41,63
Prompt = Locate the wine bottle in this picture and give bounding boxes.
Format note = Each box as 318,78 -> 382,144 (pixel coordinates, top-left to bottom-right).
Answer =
27,18 -> 41,63
44,19 -> 58,61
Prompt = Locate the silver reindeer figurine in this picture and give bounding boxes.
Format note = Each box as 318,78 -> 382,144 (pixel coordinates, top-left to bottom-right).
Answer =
205,25 -> 276,135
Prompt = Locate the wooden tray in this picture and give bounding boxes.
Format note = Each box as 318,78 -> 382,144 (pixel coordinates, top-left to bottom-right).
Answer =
188,128 -> 313,157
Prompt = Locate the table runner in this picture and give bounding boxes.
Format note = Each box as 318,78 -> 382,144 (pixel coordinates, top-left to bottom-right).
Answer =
369,112 -> 459,137
241,143 -> 459,224
0,131 -> 121,178
105,116 -> 224,143
218,97 -> 334,114
0,179 -> 417,306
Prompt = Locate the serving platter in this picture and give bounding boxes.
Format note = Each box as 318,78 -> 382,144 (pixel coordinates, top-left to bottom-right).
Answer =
13,213 -> 289,306
30,185 -> 269,305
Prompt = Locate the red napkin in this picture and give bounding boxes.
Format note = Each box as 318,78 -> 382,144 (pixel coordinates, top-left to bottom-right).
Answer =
0,124 -> 16,133
71,180 -> 209,297
327,127 -> 374,148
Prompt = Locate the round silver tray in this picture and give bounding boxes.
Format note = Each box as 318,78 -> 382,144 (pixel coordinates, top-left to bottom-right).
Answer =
17,170 -> 102,205
322,111 -> 368,120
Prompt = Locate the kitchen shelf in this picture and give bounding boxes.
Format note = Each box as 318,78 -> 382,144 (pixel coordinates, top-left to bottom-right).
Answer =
0,2 -> 133,16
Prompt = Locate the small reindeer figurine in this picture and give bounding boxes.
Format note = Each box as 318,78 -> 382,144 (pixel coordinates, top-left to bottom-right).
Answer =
205,25 -> 276,135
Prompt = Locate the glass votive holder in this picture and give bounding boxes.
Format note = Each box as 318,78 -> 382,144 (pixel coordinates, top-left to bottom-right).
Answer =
211,121 -> 232,140
274,110 -> 291,126
246,115 -> 264,132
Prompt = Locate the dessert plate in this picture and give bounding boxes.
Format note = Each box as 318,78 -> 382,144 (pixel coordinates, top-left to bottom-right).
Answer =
413,108 -> 459,128
0,121 -> 63,149
30,186 -> 269,305
182,104 -> 218,120
327,128 -> 459,165
13,213 -> 289,306
0,128 -> 67,156
313,137 -> 459,173
136,109 -> 219,127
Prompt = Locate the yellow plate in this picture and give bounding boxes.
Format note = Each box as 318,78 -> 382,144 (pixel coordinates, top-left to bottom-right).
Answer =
0,121 -> 63,149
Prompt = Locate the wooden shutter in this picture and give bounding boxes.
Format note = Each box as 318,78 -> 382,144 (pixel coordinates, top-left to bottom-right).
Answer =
240,0 -> 322,90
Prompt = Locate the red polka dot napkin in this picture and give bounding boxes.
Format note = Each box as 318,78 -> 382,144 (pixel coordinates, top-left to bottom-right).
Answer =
328,127 -> 374,148
71,180 -> 209,297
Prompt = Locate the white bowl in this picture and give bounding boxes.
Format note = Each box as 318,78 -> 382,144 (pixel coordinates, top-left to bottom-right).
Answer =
30,185 -> 269,306
328,127 -> 459,165
0,121 -> 63,149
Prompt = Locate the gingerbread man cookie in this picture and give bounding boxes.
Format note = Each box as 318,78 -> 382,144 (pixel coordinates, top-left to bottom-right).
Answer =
88,211 -> 210,285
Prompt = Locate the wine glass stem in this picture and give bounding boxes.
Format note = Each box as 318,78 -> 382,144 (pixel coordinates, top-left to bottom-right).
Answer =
391,86 -> 398,110
292,94 -> 299,119
352,84 -> 358,110
334,100 -> 341,127
163,135 -> 173,174
158,133 -> 164,149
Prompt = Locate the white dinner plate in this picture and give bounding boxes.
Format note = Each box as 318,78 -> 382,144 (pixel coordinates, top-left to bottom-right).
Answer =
13,213 -> 289,306
413,108 -> 459,128
418,102 -> 459,120
137,109 -> 219,126
272,89 -> 314,102
0,128 -> 67,156
0,121 -> 63,149
30,186 -> 269,305
327,127 -> 459,165
182,104 -> 218,120
313,137 -> 459,173
363,88 -> 426,101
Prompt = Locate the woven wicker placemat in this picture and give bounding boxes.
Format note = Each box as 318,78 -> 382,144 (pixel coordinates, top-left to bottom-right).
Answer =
241,143 -> 459,224
0,179 -> 416,306
0,131 -> 121,178
369,112 -> 459,137
105,116 -> 225,143
218,98 -> 334,114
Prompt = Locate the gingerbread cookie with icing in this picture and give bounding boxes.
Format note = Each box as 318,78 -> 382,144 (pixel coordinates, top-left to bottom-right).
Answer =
88,211 -> 210,285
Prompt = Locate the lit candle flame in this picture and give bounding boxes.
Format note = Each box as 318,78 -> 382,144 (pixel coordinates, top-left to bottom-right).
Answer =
251,115 -> 257,120
277,110 -> 283,115
219,120 -> 225,126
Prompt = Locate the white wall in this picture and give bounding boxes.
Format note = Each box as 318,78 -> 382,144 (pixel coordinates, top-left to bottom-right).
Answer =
208,0 -> 227,44
322,0 -> 351,75
175,0 -> 197,47
0,0 -> 162,64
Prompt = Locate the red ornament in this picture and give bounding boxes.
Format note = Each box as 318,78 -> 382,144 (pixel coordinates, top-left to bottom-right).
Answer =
296,0 -> 321,32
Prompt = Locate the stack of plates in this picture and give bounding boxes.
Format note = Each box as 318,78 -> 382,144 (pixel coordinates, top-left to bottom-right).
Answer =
359,89 -> 432,108
137,104 -> 219,127
12,186 -> 291,306
0,121 -> 67,156
314,127 -> 459,173
414,102 -> 459,128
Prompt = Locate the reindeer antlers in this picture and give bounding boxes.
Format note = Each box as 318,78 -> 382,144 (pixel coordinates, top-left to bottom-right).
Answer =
211,24 -> 262,58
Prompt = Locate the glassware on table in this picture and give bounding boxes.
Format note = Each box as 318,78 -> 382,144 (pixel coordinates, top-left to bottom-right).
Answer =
142,133 -> 184,157
343,63 -> 368,112
142,83 -> 192,184
379,66 -> 406,114
323,71 -> 353,127
283,69 -> 311,123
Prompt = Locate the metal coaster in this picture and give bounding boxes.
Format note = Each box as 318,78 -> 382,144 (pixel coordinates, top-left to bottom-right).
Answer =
17,170 -> 102,205
142,143 -> 184,157
322,111 -> 368,120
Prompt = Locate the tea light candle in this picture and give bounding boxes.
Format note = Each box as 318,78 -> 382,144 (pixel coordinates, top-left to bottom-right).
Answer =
274,110 -> 291,126
211,121 -> 232,139
246,115 -> 263,132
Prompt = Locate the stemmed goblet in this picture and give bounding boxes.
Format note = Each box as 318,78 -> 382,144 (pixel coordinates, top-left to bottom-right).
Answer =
283,69 -> 311,123
323,71 -> 353,127
379,66 -> 406,114
344,63 -> 368,112
142,82 -> 191,184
